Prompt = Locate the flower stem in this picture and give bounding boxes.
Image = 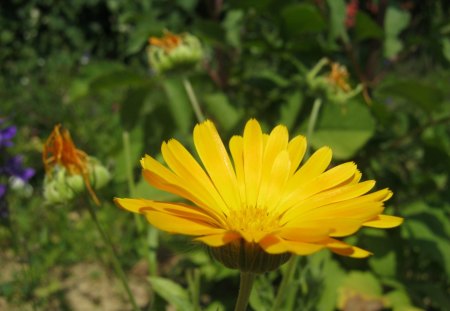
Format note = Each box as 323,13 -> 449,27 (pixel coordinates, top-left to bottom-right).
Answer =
270,256 -> 298,311
122,131 -> 143,233
306,98 -> 322,157
234,272 -> 256,311
182,77 -> 205,123
85,201 -> 140,311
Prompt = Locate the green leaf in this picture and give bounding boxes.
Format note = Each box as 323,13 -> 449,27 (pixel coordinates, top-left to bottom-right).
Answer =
379,80 -> 444,112
223,10 -> 244,48
441,37 -> 450,63
340,271 -> 383,297
281,4 -> 326,36
162,78 -> 194,134
148,276 -> 194,311
384,7 -> 411,37
311,100 -> 375,160
120,86 -> 151,131
326,0 -> 349,44
203,93 -> 243,131
249,274 -> 275,311
384,37 -> 404,59
309,251 -> 346,311
383,7 -> 411,59
90,69 -> 147,91
280,91 -> 303,130
126,15 -> 163,55
354,12 -> 384,41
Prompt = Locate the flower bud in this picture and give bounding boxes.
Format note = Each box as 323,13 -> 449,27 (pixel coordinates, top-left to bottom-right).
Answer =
147,31 -> 203,74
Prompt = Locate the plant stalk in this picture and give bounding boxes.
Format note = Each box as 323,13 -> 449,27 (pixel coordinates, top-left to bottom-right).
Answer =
234,272 -> 256,311
86,201 -> 140,311
182,77 -> 205,123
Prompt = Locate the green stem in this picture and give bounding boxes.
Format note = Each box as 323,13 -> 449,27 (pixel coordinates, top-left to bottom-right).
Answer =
182,77 -> 205,123
234,272 -> 256,311
270,256 -> 299,311
86,201 -> 140,311
306,98 -> 322,157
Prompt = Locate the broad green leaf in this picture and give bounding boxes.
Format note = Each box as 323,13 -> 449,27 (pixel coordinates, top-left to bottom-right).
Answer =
162,78 -> 194,134
311,100 -> 375,160
441,37 -> 450,63
354,12 -> 384,41
337,272 -> 385,310
385,290 -> 422,311
402,214 -> 450,274
384,7 -> 411,59
384,37 -> 404,60
326,0 -> 349,44
203,93 -> 243,131
379,80 -> 444,112
384,7 -> 411,37
309,251 -> 346,311
280,91 -> 303,130
281,4 -> 326,36
223,10 -> 244,48
148,276 -> 194,311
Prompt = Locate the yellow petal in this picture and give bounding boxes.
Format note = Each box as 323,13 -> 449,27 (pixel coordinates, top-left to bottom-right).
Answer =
285,218 -> 363,237
278,226 -> 330,242
161,139 -> 229,212
114,198 -> 151,214
281,147 -> 332,202
194,120 -> 240,211
195,232 -> 241,247
287,135 -> 307,175
300,202 -> 384,223
290,146 -> 332,186
141,155 -> 224,221
323,238 -> 372,258
257,125 -> 289,207
229,135 -> 246,207
259,235 -> 324,255
115,198 -> 221,225
243,119 -> 264,207
261,151 -> 291,209
278,162 -> 357,215
280,179 -> 376,222
144,210 -> 223,235
363,214 -> 403,228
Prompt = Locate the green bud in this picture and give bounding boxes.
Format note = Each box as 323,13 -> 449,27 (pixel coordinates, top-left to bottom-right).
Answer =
147,31 -> 204,75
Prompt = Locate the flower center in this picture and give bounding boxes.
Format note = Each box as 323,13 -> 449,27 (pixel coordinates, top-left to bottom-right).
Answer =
226,206 -> 280,237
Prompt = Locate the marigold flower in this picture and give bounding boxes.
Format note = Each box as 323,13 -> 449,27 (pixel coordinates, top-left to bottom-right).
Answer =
43,125 -> 101,205
115,119 -> 402,271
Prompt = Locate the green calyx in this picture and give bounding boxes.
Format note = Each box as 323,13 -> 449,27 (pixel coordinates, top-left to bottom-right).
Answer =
209,239 -> 291,273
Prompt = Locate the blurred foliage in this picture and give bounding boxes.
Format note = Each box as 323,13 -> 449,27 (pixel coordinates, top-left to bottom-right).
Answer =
1,0 -> 450,310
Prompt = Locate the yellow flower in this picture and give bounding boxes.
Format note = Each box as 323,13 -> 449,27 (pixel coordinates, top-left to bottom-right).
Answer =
115,119 -> 402,264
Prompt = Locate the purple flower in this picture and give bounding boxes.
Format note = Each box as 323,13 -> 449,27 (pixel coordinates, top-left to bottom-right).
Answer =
0,184 -> 6,198
0,125 -> 17,148
5,156 -> 35,182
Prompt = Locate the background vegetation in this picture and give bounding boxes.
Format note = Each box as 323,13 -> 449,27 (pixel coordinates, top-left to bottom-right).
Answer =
1,0 -> 449,310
